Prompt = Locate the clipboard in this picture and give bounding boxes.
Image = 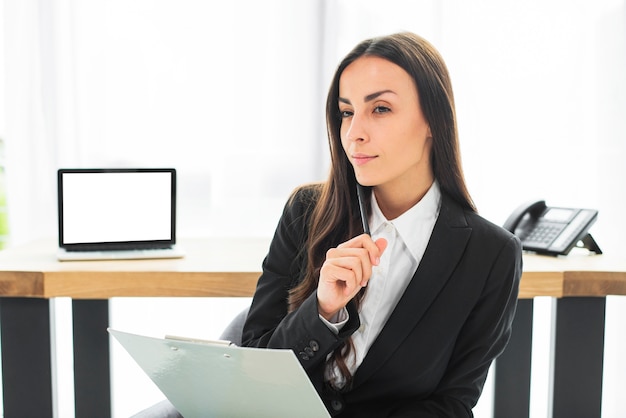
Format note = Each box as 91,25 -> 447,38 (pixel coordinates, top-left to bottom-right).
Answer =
108,328 -> 330,418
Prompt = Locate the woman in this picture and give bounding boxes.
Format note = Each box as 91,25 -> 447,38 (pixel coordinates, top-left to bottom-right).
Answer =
241,32 -> 522,417
134,32 -> 521,418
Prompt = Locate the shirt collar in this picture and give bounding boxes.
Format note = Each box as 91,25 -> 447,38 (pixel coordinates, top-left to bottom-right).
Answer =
369,181 -> 442,259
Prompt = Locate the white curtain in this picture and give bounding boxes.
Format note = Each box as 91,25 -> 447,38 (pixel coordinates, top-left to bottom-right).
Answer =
3,0 -> 327,245
2,0 -> 625,417
5,0 -> 626,249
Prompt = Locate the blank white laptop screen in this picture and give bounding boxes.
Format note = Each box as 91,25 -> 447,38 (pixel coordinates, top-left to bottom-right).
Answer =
57,168 -> 183,261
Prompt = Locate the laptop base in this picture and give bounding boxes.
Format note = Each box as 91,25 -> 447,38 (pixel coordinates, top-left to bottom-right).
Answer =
57,245 -> 185,261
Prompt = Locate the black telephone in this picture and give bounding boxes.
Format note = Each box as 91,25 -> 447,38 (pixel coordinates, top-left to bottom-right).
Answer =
503,200 -> 602,256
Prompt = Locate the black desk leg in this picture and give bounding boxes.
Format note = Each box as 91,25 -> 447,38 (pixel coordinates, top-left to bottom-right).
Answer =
493,298 -> 534,418
0,297 -> 54,417
73,299 -> 111,418
552,297 -> 605,418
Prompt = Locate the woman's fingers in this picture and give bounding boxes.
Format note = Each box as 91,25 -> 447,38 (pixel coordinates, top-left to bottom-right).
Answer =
317,234 -> 388,319
337,234 -> 384,266
325,246 -> 370,286
320,253 -> 363,290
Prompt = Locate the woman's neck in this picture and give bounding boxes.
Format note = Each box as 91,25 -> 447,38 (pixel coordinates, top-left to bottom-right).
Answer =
373,176 -> 434,220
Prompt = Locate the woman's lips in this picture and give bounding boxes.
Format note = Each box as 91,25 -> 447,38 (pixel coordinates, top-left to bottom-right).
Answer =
352,154 -> 377,166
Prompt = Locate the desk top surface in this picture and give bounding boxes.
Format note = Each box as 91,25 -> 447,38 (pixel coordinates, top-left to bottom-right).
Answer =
0,238 -> 624,299
0,237 -> 269,299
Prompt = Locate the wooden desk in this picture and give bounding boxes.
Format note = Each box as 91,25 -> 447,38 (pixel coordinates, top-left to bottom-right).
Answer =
0,239 -> 624,418
0,237 -> 269,299
0,237 -> 269,418
518,251 -> 626,298
495,251 -> 626,418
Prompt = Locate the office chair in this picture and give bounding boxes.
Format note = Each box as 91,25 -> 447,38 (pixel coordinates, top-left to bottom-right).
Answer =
218,306 -> 250,345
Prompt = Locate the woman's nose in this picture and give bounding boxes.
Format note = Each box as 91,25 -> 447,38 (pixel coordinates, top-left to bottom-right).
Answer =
346,114 -> 368,142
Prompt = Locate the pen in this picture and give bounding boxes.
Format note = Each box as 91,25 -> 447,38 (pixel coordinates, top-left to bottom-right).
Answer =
356,183 -> 370,235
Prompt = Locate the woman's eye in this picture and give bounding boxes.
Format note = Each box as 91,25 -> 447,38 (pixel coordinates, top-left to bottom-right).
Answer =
374,106 -> 391,114
339,110 -> 353,118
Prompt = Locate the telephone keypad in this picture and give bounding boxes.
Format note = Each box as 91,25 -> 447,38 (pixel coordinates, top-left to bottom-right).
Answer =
522,222 -> 565,246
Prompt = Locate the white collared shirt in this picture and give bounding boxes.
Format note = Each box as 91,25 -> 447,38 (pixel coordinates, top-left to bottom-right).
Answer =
324,181 -> 442,388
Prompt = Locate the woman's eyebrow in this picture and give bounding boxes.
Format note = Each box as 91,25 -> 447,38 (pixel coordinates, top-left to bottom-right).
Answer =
364,90 -> 394,102
338,89 -> 395,105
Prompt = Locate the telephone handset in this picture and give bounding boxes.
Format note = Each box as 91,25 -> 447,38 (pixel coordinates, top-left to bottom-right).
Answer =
503,200 -> 602,256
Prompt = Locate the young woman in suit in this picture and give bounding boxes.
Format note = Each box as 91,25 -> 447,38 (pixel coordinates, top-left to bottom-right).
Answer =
241,32 -> 522,417
133,31 -> 521,418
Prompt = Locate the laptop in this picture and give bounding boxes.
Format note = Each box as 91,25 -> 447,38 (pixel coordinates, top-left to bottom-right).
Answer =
57,168 -> 185,261
108,328 -> 331,418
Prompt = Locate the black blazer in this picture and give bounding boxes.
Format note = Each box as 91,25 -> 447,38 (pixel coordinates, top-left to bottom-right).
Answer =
242,185 -> 522,417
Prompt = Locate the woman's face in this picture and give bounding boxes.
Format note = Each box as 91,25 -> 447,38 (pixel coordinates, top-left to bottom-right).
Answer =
339,56 -> 433,195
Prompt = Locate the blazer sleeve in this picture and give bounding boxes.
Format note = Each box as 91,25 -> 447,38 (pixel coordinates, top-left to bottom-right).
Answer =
390,234 -> 522,417
241,186 -> 360,374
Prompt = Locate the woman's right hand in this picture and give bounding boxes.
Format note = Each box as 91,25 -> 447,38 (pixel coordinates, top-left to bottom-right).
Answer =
317,234 -> 388,321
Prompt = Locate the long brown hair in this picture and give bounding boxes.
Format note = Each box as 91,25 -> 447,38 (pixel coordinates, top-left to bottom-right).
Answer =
288,32 -> 475,386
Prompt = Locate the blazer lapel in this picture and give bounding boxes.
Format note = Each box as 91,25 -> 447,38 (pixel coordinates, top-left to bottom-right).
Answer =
353,194 -> 472,385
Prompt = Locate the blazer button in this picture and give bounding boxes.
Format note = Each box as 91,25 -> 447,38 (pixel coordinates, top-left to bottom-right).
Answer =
309,340 -> 319,351
299,351 -> 310,361
330,399 -> 344,412
304,347 -> 314,357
